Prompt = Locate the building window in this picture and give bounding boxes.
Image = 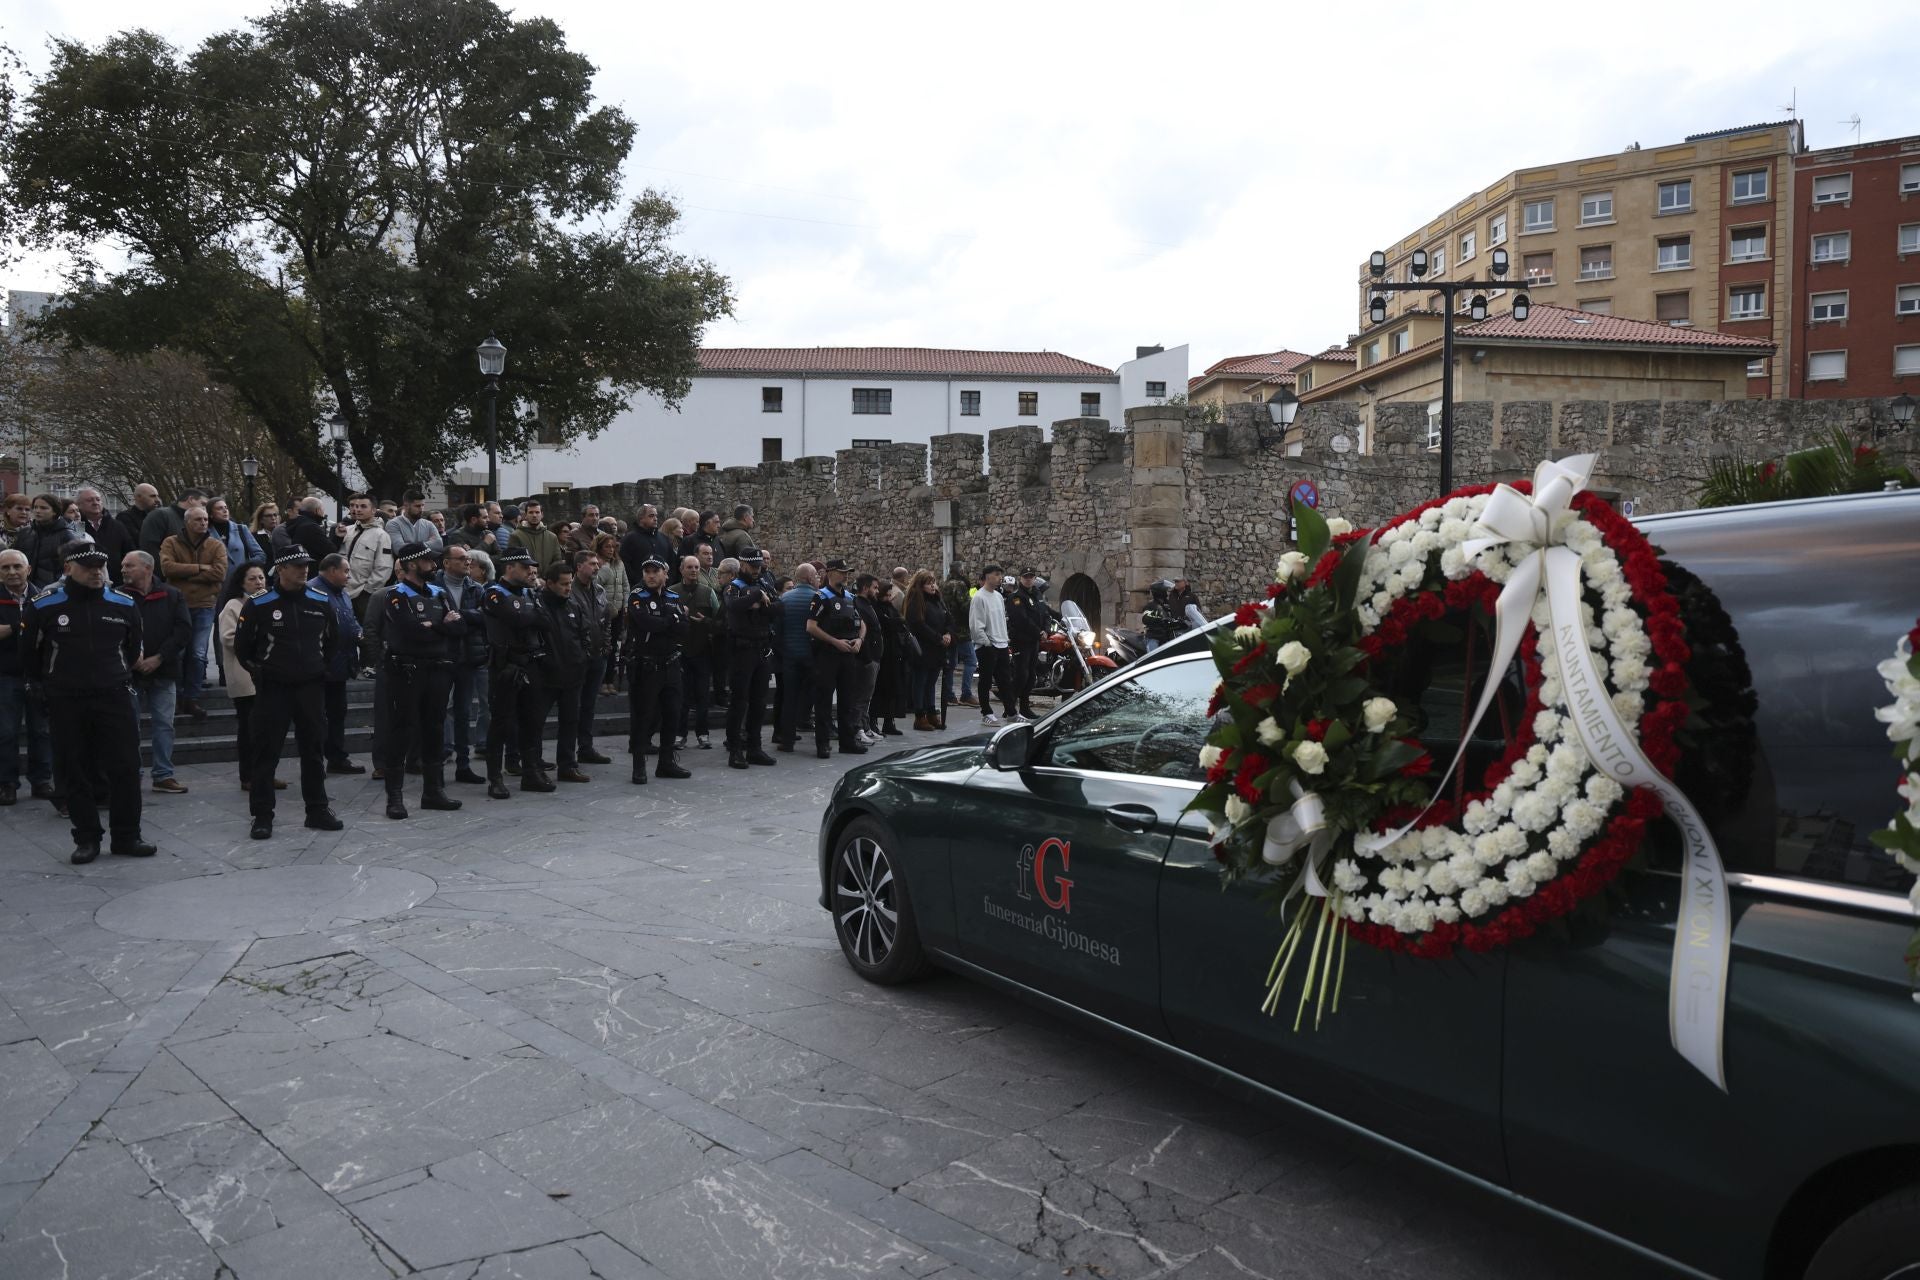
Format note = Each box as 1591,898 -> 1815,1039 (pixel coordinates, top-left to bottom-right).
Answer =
1656,235 -> 1692,270
1362,340 -> 1382,366
1728,226 -> 1767,262
47,452 -> 71,473
1389,328 -> 1410,356
960,390 -> 981,416
1807,350 -> 1847,381
1811,231 -> 1851,263
1298,369 -> 1313,392
1145,380 -> 1166,398
1460,230 -> 1476,262
1897,284 -> 1920,315
1578,298 -> 1612,315
761,386 -> 782,413
1522,199 -> 1554,233
1580,191 -> 1613,224
694,462 -> 717,472
1430,247 -> 1445,277
850,438 -> 891,448
1727,284 -> 1765,320
852,388 -> 892,415
1903,163 -> 1920,195
1656,291 -> 1691,326
1080,392 -> 1101,416
1812,173 -> 1852,204
1657,179 -> 1693,213
1523,250 -> 1554,284
1489,213 -> 1508,245
1018,391 -> 1038,416
1896,346 -> 1920,376
1579,245 -> 1613,280
1901,224 -> 1920,255
761,437 -> 783,462
1810,290 -> 1849,322
1731,168 -> 1770,203
1746,357 -> 1768,379
1425,401 -> 1442,451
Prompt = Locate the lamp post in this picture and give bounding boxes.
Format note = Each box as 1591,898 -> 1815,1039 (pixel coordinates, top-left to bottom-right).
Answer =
1887,393 -> 1917,440
477,334 -> 506,501
1265,385 -> 1300,428
1365,246 -> 1532,495
326,411 -> 349,524
240,453 -> 259,519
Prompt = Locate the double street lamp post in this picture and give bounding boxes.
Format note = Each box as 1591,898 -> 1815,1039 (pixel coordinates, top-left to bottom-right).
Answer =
477,334 -> 507,501
326,411 -> 349,524
240,453 -> 259,518
1366,247 -> 1531,495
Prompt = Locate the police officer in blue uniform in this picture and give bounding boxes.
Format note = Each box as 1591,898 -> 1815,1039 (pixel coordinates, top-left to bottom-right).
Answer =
720,548 -> 778,770
380,541 -> 467,819
806,558 -> 868,759
482,546 -> 552,799
233,548 -> 343,840
21,540 -> 154,864
624,557 -> 692,784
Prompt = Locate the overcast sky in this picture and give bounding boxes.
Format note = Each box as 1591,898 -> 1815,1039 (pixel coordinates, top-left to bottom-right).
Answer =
4,0 -> 1916,374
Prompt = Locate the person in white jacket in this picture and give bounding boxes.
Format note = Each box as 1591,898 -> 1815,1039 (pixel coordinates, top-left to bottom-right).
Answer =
340,494 -> 394,623
968,565 -> 1018,724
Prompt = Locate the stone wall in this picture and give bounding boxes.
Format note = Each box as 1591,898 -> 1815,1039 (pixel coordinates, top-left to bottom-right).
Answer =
519,396 -> 1914,626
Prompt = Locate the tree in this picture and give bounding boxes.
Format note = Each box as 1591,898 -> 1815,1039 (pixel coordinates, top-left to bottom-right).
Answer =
1695,429 -> 1914,508
2,0 -> 732,500
5,345 -> 308,510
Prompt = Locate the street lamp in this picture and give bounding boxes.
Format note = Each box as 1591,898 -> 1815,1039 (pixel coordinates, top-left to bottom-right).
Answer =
1892,393 -> 1917,432
240,453 -> 259,519
327,411 -> 348,523
1366,245 -> 1532,494
1266,386 -> 1299,428
477,334 -> 506,501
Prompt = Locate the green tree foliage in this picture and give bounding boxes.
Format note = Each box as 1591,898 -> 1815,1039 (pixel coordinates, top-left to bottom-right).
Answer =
1695,429 -> 1914,508
2,0 -> 733,499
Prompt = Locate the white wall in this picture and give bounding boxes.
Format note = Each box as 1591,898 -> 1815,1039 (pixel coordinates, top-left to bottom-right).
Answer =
459,367 -> 1183,496
1117,344 -> 1189,408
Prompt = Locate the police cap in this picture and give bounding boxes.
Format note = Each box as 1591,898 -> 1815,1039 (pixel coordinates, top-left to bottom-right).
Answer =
62,540 -> 108,566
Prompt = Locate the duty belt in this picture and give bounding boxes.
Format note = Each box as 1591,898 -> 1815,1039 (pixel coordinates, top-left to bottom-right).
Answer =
388,655 -> 452,669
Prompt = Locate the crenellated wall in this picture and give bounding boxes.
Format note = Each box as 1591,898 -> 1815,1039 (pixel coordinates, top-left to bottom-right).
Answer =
519,396 -> 1914,626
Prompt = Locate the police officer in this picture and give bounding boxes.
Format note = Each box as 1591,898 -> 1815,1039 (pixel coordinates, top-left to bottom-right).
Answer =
481,546 -> 552,799
234,548 -> 343,840
379,541 -> 466,819
1141,579 -> 1182,652
1006,568 -> 1051,721
21,540 -> 154,864
624,557 -> 692,784
805,558 -> 868,759
720,548 -> 778,770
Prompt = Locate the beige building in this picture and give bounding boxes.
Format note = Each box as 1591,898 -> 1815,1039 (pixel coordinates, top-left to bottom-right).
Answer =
1356,121 -> 1802,398
1186,349 -> 1310,410
1299,305 -> 1773,446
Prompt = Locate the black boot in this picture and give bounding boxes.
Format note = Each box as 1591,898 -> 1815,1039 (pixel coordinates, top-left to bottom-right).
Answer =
305,809 -> 345,832
70,841 -> 100,865
521,769 -> 556,793
110,837 -> 157,857
386,797 -> 409,819
454,764 -> 486,785
656,760 -> 691,780
487,773 -> 511,800
728,749 -> 749,770
745,748 -> 776,766
421,769 -> 462,811
882,720 -> 903,736
630,767 -> 648,784
249,818 -> 272,840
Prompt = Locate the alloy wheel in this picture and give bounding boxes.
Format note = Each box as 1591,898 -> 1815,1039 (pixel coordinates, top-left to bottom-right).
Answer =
835,836 -> 898,967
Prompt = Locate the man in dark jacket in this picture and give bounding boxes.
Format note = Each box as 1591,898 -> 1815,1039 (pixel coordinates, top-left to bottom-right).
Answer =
76,488 -> 135,585
534,559 -> 592,784
1006,569 -> 1052,721
138,488 -> 205,560
120,550 -> 192,795
377,542 -> 467,818
234,548 -> 344,839
481,547 -> 551,798
618,504 -> 675,587
717,505 -> 757,562
281,498 -> 339,566
437,543 -> 489,784
316,553 -> 364,774
570,550 -> 613,765
117,483 -> 161,549
444,504 -> 495,553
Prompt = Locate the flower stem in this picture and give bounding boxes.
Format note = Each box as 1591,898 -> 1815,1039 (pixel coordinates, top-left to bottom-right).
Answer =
1313,892 -> 1343,1030
1333,911 -> 1350,1014
1262,906 -> 1308,1018
1294,898 -> 1331,1032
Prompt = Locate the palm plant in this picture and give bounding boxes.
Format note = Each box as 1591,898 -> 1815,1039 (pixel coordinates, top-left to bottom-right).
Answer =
1696,429 -> 1914,508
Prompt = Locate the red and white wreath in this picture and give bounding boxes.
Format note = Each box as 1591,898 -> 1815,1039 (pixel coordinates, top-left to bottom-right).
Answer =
1194,456 -> 1729,1086
1871,618 -> 1920,973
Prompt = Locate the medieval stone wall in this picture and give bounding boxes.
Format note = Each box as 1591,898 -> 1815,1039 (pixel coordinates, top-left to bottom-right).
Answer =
522,395 -> 1913,627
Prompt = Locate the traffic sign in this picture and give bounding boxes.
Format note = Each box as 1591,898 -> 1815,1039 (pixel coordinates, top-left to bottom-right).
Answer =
1290,479 -> 1319,510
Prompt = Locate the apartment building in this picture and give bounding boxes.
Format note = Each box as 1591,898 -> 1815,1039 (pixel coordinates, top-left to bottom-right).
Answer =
1355,121 -> 1803,398
1185,349 -> 1311,410
1790,132 -> 1920,398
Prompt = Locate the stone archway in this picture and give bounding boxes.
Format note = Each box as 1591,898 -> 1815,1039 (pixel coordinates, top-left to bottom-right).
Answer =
1059,573 -> 1100,628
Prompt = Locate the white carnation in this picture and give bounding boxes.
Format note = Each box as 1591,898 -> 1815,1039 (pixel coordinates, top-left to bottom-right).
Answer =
1584,774 -> 1625,807
1562,799 -> 1605,840
1504,862 -> 1537,897
1439,546 -> 1469,579
1460,886 -> 1489,917
1495,824 -> 1529,857
1513,792 -> 1558,832
1333,859 -> 1366,893
1612,690 -> 1644,721
1525,851 -> 1557,882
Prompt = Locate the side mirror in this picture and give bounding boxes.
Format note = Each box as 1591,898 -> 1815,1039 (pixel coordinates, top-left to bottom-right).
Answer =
985,721 -> 1034,771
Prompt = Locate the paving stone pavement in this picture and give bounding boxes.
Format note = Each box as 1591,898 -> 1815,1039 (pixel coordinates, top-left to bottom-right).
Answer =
0,726 -> 1677,1280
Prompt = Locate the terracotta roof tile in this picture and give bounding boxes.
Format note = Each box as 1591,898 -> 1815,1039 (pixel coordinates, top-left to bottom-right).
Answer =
697,347 -> 1114,377
1201,349 -> 1312,378
1309,347 -> 1357,362
1462,305 -> 1774,350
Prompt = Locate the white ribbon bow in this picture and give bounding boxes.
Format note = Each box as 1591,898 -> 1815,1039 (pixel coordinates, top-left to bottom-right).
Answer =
1363,455 -> 1731,1091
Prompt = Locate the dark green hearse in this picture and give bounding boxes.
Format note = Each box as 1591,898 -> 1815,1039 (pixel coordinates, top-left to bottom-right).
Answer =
818,490 -> 1920,1280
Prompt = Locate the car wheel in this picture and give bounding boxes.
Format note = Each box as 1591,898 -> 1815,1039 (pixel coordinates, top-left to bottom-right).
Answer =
831,817 -> 930,984
1806,1185 -> 1920,1280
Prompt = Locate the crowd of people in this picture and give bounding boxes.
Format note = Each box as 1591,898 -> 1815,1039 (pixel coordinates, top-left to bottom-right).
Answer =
1,485 -> 1074,864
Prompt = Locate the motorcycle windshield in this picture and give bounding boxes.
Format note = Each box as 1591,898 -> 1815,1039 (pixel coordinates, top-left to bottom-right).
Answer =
1059,601 -> 1095,645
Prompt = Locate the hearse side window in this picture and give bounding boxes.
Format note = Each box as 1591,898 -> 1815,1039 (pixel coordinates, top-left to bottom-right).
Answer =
1647,500 -> 1919,894
1043,658 -> 1220,782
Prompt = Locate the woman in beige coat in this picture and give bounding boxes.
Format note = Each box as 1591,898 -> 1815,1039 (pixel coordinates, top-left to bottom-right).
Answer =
217,562 -> 282,791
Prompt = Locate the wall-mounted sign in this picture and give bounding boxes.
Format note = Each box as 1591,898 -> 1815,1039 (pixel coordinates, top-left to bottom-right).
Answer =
1290,479 -> 1320,510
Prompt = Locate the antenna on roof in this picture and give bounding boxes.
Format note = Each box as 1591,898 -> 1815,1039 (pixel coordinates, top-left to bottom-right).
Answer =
1779,88 -> 1798,123
1840,112 -> 1861,144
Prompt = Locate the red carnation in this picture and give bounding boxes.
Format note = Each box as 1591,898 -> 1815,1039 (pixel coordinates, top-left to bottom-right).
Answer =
1907,621 -> 1920,652
1266,582 -> 1288,600
1397,741 -> 1433,778
1206,687 -> 1223,717
1759,461 -> 1778,481
1233,754 -> 1270,804
1234,603 -> 1264,628
1231,644 -> 1268,676
1305,719 -> 1329,741
1206,754 -> 1233,786
1855,445 -> 1878,461
1243,682 -> 1282,708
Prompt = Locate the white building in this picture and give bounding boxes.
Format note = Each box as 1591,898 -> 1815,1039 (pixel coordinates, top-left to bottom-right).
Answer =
452,344 -> 1187,498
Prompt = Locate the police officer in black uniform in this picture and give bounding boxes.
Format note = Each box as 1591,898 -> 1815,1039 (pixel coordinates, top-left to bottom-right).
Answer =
1006,568 -> 1052,720
234,548 -> 343,840
380,541 -> 467,819
1141,578 -> 1182,652
481,546 -> 552,799
21,540 -> 154,864
624,557 -> 692,784
720,548 -> 778,771
805,558 -> 868,759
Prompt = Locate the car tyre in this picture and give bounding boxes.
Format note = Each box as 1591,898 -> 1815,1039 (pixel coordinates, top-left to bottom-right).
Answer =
1805,1184 -> 1920,1280
831,817 -> 931,984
